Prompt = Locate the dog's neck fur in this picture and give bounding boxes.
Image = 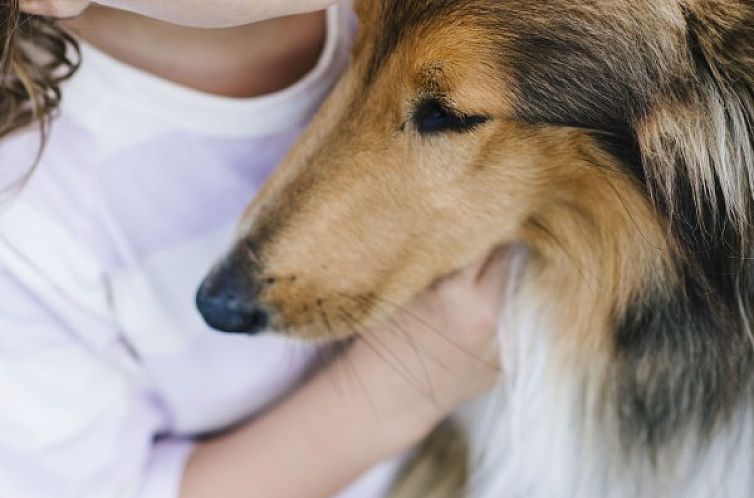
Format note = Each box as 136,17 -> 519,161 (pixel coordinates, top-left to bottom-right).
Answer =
464,275 -> 754,498
464,223 -> 754,497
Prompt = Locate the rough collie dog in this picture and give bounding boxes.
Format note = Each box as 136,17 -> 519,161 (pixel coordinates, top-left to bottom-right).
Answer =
197,0 -> 754,496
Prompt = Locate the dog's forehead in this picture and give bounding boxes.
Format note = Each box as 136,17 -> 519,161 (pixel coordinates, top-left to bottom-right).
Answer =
359,0 -> 492,85
352,0 -> 695,133
356,0 -> 666,86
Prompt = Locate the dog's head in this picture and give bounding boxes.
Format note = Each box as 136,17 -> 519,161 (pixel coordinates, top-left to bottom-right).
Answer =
198,0 -> 754,444
198,0 -> 752,332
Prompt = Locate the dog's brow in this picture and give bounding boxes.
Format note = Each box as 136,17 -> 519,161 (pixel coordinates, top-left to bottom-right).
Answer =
364,0 -> 470,85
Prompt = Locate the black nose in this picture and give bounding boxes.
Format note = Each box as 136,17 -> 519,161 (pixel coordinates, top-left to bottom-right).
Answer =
196,258 -> 269,335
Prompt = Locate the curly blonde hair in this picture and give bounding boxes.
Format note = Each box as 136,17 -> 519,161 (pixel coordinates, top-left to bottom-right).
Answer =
0,0 -> 79,147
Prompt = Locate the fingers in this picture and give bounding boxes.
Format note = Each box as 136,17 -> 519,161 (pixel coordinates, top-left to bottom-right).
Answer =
426,247 -> 511,313
19,0 -> 90,17
475,247 -> 511,304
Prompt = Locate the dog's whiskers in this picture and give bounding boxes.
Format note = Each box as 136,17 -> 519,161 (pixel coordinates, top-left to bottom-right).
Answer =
318,300 -> 379,416
336,306 -> 438,403
344,292 -> 499,371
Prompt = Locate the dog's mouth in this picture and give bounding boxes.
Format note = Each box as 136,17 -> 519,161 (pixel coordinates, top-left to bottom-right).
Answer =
196,240 -> 521,341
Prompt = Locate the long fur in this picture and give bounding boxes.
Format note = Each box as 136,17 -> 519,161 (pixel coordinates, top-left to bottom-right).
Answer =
465,273 -> 754,498
463,3 -> 754,494
474,4 -> 754,495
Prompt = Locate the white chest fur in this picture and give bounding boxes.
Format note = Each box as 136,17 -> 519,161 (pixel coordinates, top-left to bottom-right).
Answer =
459,259 -> 754,498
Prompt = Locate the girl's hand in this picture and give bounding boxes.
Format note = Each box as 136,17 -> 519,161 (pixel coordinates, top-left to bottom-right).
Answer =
336,249 -> 510,451
20,0 -> 339,27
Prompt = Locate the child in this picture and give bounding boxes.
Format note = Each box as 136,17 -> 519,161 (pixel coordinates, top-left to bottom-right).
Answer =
0,1 -> 508,497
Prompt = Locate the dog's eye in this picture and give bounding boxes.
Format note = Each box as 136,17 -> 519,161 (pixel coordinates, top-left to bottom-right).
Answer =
412,99 -> 489,134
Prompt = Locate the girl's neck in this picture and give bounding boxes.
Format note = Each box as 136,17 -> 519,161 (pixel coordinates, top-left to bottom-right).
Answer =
62,6 -> 328,98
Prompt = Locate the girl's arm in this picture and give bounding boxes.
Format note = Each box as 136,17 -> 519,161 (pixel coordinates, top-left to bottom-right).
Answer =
20,0 -> 340,27
182,344 -> 428,498
0,241 -> 505,498
183,253 -> 509,498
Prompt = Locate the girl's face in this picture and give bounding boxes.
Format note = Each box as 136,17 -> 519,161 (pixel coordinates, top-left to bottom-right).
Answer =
20,0 -> 337,27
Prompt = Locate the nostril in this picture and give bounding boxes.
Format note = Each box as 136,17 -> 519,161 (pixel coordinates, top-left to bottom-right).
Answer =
196,286 -> 270,334
247,309 -> 269,331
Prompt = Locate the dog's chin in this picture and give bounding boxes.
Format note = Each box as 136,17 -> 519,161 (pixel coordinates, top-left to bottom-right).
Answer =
274,324 -> 358,343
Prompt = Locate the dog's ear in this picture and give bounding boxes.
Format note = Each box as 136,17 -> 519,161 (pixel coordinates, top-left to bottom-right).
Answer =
635,2 -> 754,237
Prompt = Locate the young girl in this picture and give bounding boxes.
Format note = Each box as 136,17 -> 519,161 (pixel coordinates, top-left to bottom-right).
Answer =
0,1 -> 508,497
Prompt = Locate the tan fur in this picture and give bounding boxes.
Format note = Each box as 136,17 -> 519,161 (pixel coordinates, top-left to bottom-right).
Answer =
239,15 -> 516,340
520,139 -> 673,364
238,17 -> 668,348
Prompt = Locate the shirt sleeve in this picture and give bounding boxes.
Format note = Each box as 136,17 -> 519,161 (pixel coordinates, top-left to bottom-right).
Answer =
0,265 -> 195,498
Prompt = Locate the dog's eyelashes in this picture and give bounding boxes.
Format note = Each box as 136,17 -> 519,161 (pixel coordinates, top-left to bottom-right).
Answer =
412,99 -> 489,135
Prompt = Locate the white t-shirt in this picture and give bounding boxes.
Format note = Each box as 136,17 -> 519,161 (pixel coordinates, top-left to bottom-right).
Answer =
0,4 -> 402,497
